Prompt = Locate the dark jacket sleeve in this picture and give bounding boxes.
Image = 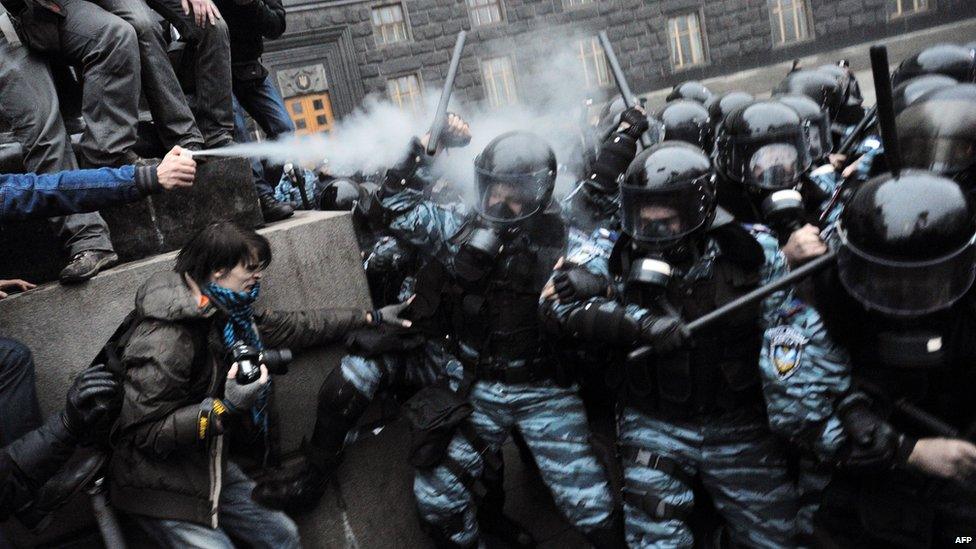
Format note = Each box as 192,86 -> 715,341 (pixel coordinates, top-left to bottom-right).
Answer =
0,414 -> 76,521
250,0 -> 285,39
0,165 -> 160,222
256,308 -> 369,350
114,320 -> 202,458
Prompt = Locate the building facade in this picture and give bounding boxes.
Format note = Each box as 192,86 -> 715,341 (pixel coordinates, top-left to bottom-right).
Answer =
263,0 -> 974,134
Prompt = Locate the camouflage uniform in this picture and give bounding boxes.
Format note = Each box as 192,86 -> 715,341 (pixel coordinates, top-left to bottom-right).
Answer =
382,188 -> 616,546
549,222 -> 799,548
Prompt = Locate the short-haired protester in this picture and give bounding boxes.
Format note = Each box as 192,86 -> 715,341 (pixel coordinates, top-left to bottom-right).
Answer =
108,220 -> 410,548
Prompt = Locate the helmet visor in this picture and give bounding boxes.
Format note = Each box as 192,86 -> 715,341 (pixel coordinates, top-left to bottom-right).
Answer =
620,177 -> 713,246
901,136 -> 976,175
836,226 -> 976,317
722,132 -> 810,190
476,168 -> 553,225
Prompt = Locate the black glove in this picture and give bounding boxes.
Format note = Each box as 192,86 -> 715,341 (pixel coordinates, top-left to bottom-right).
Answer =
565,300 -> 640,345
638,314 -> 690,354
439,112 -> 472,148
617,107 -> 650,141
61,363 -> 121,441
552,267 -> 609,302
836,392 -> 903,468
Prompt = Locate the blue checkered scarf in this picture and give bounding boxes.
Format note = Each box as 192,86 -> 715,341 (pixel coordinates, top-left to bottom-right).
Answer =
203,281 -> 271,431
204,281 -> 262,350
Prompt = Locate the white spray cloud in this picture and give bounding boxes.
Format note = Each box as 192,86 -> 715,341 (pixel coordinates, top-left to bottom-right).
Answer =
196,24 -> 610,202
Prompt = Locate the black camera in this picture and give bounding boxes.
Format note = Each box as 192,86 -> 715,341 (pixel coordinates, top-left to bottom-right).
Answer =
230,342 -> 293,385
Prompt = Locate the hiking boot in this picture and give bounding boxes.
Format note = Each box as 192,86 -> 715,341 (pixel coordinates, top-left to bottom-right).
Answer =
59,250 -> 119,283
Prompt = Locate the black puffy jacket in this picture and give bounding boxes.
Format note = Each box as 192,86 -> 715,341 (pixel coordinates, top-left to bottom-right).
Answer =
0,414 -> 76,521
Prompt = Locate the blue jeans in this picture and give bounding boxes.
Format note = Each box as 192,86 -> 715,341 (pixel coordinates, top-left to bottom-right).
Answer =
232,75 -> 295,198
134,461 -> 301,549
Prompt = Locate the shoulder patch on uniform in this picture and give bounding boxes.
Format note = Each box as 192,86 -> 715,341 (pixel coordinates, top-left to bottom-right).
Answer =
566,228 -> 614,265
767,325 -> 809,379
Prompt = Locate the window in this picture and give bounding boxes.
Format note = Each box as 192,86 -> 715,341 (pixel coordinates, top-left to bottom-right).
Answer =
467,0 -> 504,27
769,0 -> 812,45
371,3 -> 409,46
563,0 -> 594,8
285,93 -> 335,135
667,13 -> 707,70
890,0 -> 929,17
481,56 -> 518,108
387,74 -> 423,113
577,37 -> 611,89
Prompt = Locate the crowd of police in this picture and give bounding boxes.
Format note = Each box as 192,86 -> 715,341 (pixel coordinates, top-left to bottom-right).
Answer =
1,32 -> 976,548
248,41 -> 976,549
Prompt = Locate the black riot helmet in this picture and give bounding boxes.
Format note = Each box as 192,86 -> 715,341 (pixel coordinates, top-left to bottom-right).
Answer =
897,84 -> 976,187
620,141 -> 716,254
892,74 -> 958,116
775,93 -> 832,162
666,80 -> 714,105
773,69 -> 844,121
837,170 -> 976,318
656,100 -> 713,153
891,44 -> 976,88
705,91 -> 755,133
317,177 -> 360,211
715,100 -> 812,193
817,64 -> 864,125
473,131 -> 557,227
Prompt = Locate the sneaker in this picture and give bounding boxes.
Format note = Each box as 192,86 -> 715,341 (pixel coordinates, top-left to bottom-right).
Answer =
59,250 -> 119,283
259,194 -> 295,223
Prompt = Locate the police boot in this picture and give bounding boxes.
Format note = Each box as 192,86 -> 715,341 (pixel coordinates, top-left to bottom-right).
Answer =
583,511 -> 626,549
251,369 -> 371,513
477,450 -> 537,548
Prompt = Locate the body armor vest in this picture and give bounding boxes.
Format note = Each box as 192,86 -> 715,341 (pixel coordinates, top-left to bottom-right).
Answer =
614,226 -> 766,418
447,215 -> 565,363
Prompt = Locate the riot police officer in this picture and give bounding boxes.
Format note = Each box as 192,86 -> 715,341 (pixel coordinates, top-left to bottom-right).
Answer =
774,69 -> 846,143
713,100 -> 829,267
547,141 -> 799,547
891,43 -> 976,88
666,80 -> 714,105
655,100 -> 713,153
704,90 -> 754,135
897,83 -> 976,190
374,130 -> 618,548
762,170 -> 976,547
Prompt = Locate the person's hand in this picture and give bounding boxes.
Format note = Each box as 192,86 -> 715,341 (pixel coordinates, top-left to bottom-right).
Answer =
639,314 -> 690,354
181,0 -> 221,27
782,224 -> 827,268
842,155 -> 864,179
0,279 -> 36,299
370,295 -> 415,328
61,363 -> 121,441
156,146 -> 197,191
223,362 -> 269,412
828,153 -> 847,171
542,257 -> 609,302
908,438 -> 976,482
616,106 -> 649,141
420,113 -> 471,153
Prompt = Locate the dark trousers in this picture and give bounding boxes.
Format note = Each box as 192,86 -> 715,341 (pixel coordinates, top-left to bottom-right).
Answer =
89,0 -> 233,149
21,0 -> 141,167
0,35 -> 114,255
232,75 -> 295,197
0,338 -> 41,448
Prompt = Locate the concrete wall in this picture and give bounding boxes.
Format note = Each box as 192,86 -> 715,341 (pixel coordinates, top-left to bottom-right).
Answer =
0,211 -> 436,547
